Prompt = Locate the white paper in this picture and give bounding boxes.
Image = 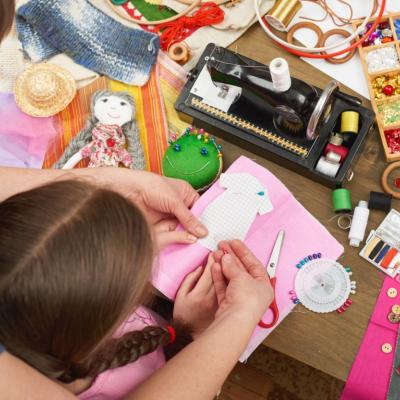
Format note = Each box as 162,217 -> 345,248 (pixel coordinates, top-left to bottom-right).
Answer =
190,66 -> 242,112
291,0 -> 400,99
198,173 -> 273,251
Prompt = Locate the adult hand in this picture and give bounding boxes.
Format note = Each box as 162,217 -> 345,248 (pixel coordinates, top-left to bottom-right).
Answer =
153,219 -> 198,250
211,240 -> 273,324
98,169 -> 208,238
173,254 -> 218,338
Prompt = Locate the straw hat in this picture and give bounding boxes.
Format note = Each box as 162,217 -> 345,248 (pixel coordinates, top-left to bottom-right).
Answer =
14,63 -> 76,117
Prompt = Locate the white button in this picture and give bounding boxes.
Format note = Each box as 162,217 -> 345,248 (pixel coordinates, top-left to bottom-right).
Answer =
387,288 -> 398,298
382,343 -> 393,354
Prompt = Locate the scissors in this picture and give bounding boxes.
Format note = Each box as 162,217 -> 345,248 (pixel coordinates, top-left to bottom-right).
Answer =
258,230 -> 285,329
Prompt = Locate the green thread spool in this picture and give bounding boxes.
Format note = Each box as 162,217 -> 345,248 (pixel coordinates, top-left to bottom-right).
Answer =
333,188 -> 352,213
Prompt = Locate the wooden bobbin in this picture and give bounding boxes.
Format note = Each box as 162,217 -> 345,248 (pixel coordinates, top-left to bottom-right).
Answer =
381,161 -> 400,199
320,29 -> 357,64
168,42 -> 191,65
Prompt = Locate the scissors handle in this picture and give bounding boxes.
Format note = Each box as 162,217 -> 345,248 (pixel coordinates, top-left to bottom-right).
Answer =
258,277 -> 279,329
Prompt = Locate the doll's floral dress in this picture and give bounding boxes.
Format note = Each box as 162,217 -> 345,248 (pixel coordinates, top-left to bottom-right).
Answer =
81,123 -> 133,168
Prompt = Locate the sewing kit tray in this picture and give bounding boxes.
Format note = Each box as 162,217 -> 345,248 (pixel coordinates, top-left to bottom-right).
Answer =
175,44 -> 375,188
352,12 -> 400,161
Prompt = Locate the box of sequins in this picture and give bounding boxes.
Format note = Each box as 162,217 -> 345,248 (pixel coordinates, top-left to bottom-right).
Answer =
353,13 -> 400,161
360,209 -> 400,277
175,44 -> 375,188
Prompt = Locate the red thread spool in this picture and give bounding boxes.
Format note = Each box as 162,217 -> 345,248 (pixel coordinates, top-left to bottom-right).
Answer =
323,143 -> 349,162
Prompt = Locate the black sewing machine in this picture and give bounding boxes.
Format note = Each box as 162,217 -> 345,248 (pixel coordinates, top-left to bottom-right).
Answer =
175,44 -> 376,187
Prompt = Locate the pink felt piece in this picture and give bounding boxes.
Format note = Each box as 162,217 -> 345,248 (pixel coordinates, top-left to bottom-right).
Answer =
0,93 -> 58,168
153,156 -> 343,359
341,276 -> 400,400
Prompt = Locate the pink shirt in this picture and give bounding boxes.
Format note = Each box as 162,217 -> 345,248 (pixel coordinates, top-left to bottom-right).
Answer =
79,307 -> 166,400
341,276 -> 400,400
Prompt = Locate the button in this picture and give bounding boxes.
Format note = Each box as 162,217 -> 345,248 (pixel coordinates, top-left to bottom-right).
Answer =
392,304 -> 400,314
388,312 -> 400,323
388,288 -> 398,298
382,343 -> 393,353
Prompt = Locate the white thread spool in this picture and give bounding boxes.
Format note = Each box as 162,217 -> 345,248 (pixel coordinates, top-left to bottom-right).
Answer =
270,58 -> 291,92
326,150 -> 341,164
348,200 -> 370,247
315,156 -> 340,178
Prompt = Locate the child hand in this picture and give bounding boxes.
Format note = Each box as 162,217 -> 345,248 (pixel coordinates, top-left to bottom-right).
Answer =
211,240 -> 274,325
173,254 -> 218,338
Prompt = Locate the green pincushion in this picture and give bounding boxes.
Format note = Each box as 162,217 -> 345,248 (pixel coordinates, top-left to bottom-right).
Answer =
162,127 -> 223,190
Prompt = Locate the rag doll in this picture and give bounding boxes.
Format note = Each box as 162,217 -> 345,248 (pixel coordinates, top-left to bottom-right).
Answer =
55,90 -> 146,170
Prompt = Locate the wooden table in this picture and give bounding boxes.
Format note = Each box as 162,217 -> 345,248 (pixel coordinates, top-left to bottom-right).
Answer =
219,23 -> 400,382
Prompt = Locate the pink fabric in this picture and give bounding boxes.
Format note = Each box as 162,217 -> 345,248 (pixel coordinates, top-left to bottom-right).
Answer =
152,156 -> 343,359
341,276 -> 400,400
0,93 -> 58,168
79,306 -> 166,400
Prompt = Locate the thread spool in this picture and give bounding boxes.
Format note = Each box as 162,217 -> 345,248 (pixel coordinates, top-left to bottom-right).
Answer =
168,42 -> 191,65
325,150 -> 341,164
341,111 -> 360,134
332,188 -> 352,214
315,156 -> 340,178
348,200 -> 370,247
329,133 -> 344,146
342,132 -> 357,148
323,143 -> 349,162
265,0 -> 302,32
369,191 -> 392,212
270,57 -> 291,92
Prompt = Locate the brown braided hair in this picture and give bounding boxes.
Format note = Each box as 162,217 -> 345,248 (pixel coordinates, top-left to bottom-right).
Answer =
0,180 -> 181,384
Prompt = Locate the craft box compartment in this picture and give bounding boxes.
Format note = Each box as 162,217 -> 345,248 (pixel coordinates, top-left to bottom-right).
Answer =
353,12 -> 400,161
175,44 -> 375,188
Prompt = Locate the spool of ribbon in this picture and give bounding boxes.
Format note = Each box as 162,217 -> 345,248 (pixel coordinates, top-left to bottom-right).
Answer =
265,0 -> 302,32
156,2 -> 225,51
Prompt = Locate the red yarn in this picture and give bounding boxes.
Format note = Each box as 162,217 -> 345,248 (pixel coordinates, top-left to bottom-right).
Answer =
156,2 -> 224,50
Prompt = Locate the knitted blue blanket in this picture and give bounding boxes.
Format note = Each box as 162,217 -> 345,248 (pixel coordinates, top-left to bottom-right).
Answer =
16,0 -> 160,86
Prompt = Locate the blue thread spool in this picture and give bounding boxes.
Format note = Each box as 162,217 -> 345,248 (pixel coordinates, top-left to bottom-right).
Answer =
296,264 -> 302,269
200,147 -> 208,155
174,144 -> 181,151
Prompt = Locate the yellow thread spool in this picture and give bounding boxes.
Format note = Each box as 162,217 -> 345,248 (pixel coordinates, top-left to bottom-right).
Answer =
341,111 -> 360,134
265,0 -> 302,32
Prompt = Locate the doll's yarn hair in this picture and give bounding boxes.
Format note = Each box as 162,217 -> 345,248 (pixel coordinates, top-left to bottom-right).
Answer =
0,0 -> 15,42
54,90 -> 146,170
0,180 -> 173,383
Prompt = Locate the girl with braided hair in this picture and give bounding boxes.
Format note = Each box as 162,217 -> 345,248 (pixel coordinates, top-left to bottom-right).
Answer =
0,179 -> 217,398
